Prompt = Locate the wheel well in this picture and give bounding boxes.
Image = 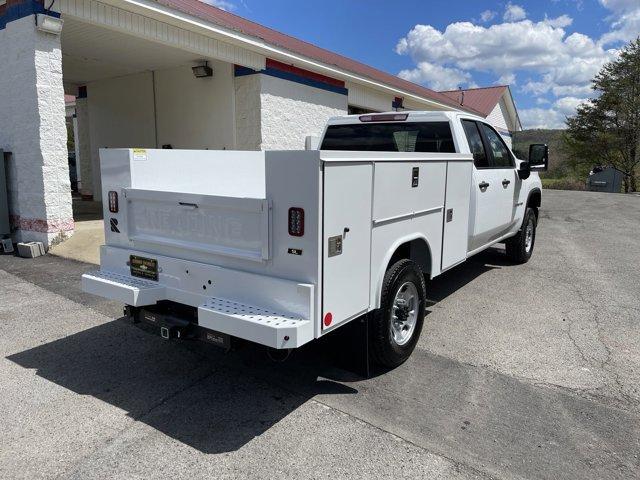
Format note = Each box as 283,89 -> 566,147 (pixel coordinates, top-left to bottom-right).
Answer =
528,190 -> 541,208
527,189 -> 541,218
388,238 -> 432,280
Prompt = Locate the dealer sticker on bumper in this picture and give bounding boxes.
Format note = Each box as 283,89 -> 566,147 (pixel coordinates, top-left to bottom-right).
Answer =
130,255 -> 158,281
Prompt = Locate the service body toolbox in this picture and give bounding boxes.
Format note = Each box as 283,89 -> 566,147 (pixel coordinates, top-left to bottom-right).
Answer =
83,111 -> 543,367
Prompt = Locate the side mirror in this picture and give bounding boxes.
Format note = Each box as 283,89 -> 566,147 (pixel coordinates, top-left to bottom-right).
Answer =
528,144 -> 549,171
517,161 -> 531,180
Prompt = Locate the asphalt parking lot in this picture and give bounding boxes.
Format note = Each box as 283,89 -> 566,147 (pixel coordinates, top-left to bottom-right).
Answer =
1,190 -> 639,479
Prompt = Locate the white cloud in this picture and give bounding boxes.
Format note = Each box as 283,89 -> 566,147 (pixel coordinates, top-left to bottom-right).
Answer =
519,96 -> 588,128
519,107 -> 566,129
199,0 -> 235,10
497,73 -> 516,85
394,3 -> 634,130
600,0 -> 639,12
543,14 -> 573,28
480,10 -> 496,22
398,62 -> 474,91
395,20 -> 611,74
554,96 -> 587,115
503,3 -> 527,22
395,18 -> 615,100
599,0 -> 640,45
522,80 -> 595,97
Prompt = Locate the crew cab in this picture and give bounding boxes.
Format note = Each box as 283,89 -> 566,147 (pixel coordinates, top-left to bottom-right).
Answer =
82,111 -> 546,367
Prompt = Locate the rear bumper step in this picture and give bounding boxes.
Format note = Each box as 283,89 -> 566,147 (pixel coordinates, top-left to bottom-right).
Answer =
199,298 -> 310,349
82,270 -> 165,306
82,269 -> 313,349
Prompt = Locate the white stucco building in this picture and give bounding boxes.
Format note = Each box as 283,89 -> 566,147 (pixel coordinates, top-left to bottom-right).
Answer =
0,0 -> 519,247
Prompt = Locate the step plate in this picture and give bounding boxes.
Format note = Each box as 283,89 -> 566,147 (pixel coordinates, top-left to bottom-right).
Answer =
198,298 -> 312,349
82,270 -> 166,306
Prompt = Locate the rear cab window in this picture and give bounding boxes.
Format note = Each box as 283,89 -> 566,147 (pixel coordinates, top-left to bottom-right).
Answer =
461,119 -> 514,169
479,123 -> 514,168
321,121 -> 456,153
461,120 -> 489,168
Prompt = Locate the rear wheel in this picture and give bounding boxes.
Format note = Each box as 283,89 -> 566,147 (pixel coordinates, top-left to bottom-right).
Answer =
371,259 -> 426,368
505,207 -> 537,263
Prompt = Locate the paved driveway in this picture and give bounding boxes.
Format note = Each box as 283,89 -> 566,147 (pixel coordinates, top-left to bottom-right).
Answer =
0,190 -> 638,479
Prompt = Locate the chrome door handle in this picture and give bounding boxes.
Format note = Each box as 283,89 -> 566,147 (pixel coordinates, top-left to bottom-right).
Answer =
479,181 -> 490,190
502,179 -> 511,187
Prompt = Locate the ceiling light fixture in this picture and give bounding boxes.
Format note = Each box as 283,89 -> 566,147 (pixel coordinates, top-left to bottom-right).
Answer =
36,14 -> 64,35
192,61 -> 213,78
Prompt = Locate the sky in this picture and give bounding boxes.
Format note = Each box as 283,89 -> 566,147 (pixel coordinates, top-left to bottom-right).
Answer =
204,0 -> 640,129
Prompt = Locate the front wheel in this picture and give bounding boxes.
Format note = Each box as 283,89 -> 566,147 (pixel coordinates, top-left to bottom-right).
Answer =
371,259 -> 426,368
505,207 -> 537,263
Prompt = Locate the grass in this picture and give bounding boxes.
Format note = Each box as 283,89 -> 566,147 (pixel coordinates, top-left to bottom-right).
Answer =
541,177 -> 586,191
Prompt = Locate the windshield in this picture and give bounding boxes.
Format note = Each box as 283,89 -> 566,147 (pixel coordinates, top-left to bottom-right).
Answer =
320,121 -> 456,153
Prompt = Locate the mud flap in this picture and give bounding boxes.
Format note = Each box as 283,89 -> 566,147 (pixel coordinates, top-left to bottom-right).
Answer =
333,315 -> 371,378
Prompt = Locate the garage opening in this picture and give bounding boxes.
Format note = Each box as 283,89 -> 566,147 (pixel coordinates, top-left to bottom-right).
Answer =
51,16 -> 242,261
61,17 -> 237,205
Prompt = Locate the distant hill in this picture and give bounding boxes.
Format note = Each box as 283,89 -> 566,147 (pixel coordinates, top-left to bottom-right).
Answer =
512,129 -> 569,177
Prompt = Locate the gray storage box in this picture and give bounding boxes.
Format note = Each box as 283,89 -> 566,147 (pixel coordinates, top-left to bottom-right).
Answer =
587,166 -> 624,193
17,242 -> 46,258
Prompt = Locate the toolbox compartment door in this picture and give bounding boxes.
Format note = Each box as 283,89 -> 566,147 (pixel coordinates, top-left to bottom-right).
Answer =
124,188 -> 270,262
322,163 -> 373,329
441,161 -> 472,270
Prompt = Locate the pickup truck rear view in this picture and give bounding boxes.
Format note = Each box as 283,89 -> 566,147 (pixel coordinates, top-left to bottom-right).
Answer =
82,111 -> 547,368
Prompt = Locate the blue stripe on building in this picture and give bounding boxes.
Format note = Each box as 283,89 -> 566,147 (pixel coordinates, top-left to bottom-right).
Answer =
234,65 -> 348,96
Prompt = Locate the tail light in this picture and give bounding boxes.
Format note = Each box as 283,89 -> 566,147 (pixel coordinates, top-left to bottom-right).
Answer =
108,191 -> 119,213
359,113 -> 408,122
288,207 -> 304,236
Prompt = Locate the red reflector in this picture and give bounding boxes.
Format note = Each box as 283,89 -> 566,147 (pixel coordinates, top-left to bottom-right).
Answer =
359,113 -> 408,122
288,207 -> 305,236
108,191 -> 118,213
323,312 -> 333,327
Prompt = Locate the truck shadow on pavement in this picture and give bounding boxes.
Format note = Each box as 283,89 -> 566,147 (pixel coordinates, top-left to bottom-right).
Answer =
4,249 -> 510,455
5,246 -> 640,478
7,317 -> 359,454
422,245 -> 510,308
1,248 -> 540,455
7,314 -> 640,479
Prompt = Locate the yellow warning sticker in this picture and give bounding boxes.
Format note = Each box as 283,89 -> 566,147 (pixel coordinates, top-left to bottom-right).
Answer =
133,148 -> 147,161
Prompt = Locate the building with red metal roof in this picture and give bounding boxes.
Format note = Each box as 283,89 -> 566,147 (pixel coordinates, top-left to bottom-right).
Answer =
153,0 -> 481,114
440,85 -> 522,145
0,0 -> 511,246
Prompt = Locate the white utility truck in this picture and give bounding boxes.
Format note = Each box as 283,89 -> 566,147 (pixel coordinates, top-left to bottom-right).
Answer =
82,111 -> 546,367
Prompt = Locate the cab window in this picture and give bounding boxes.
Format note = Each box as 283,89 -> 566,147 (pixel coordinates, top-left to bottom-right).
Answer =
321,122 -> 456,153
461,120 -> 489,168
480,123 -> 513,168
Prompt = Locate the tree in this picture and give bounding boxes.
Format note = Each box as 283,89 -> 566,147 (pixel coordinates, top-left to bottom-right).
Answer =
564,37 -> 640,192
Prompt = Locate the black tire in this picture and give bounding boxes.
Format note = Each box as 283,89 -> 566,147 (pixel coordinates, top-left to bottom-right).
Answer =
371,259 -> 426,368
505,207 -> 537,264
